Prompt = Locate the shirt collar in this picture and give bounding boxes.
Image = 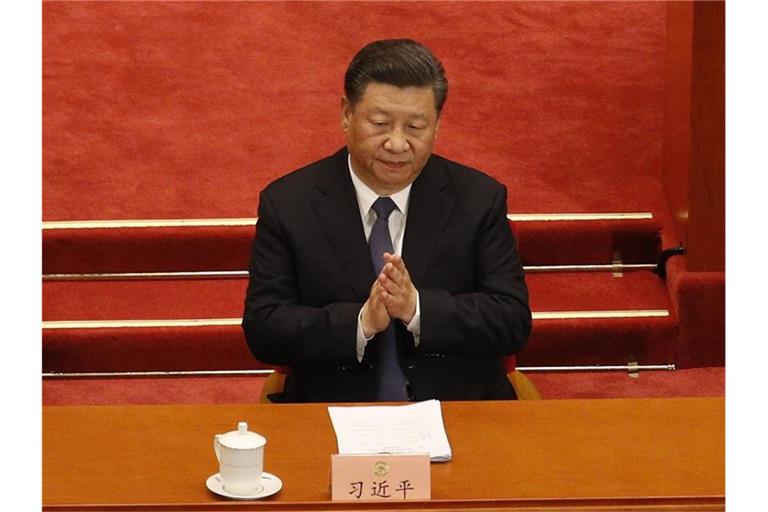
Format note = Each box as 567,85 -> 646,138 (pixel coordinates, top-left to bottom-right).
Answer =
348,155 -> 411,217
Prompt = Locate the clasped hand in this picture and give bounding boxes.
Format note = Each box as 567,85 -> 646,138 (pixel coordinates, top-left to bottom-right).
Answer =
361,253 -> 417,338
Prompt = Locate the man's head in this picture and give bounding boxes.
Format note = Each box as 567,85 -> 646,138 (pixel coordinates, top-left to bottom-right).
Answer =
342,39 -> 448,196
344,39 -> 448,115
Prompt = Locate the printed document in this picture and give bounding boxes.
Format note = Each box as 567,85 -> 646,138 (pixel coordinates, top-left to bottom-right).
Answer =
327,399 -> 452,462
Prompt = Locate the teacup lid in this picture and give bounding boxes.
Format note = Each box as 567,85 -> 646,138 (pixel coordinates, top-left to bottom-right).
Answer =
218,421 -> 266,450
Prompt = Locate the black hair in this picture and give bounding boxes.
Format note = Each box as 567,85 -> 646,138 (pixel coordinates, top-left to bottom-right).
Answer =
344,39 -> 448,114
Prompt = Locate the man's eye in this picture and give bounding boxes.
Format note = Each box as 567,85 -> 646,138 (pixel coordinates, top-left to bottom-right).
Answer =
371,121 -> 387,127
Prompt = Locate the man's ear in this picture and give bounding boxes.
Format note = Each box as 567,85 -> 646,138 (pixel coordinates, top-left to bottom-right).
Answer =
434,116 -> 440,140
341,96 -> 352,132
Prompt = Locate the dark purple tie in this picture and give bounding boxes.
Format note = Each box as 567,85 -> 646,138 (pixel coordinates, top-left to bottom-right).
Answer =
369,197 -> 409,401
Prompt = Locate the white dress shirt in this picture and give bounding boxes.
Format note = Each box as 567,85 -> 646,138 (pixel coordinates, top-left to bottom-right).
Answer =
348,156 -> 422,362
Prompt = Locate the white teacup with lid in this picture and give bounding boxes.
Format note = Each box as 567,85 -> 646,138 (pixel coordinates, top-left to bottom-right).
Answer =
214,421 -> 267,495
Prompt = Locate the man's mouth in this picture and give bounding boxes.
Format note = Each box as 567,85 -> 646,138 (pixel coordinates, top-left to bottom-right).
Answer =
380,160 -> 409,169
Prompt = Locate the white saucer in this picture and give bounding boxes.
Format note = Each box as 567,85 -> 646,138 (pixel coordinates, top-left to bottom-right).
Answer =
206,472 -> 283,500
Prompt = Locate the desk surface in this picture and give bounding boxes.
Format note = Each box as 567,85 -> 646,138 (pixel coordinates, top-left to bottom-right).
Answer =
43,397 -> 724,511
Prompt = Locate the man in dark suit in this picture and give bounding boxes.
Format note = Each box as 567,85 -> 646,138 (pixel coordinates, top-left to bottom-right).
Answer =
243,39 -> 531,402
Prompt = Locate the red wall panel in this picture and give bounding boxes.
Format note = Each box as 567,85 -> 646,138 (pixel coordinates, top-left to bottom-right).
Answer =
687,1 -> 725,271
661,1 -> 725,271
662,2 -> 692,244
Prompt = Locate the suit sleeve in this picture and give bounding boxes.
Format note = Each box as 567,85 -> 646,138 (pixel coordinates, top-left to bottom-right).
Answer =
241,189 -> 362,367
416,184 -> 532,357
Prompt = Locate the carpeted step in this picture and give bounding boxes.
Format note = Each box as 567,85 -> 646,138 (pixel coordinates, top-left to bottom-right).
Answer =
524,366 -> 724,400
42,216 -> 661,274
522,270 -> 677,366
43,223 -> 256,275
43,324 -> 260,373
43,270 -> 676,373
42,375 -> 267,406
43,271 -> 674,320
521,315 -> 676,367
40,366 -> 724,406
42,277 -> 255,373
660,229 -> 725,368
511,216 -> 661,266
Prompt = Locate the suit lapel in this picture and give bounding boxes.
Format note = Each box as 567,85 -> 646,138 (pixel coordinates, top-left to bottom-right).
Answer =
403,156 -> 454,287
311,149 -> 375,300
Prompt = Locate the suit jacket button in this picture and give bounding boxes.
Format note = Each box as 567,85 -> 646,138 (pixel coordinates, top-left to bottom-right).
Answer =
407,364 -> 416,370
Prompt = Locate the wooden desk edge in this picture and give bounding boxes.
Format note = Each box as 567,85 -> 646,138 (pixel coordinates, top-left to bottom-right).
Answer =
43,494 -> 725,511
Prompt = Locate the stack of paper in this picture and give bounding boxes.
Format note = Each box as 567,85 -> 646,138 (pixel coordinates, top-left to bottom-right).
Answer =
327,399 -> 452,462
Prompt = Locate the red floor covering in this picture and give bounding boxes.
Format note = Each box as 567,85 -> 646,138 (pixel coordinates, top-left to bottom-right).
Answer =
44,1 -> 669,220
41,367 -> 724,406
526,367 -> 725,400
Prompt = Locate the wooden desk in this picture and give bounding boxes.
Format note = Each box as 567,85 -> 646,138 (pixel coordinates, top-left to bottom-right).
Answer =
43,398 -> 724,511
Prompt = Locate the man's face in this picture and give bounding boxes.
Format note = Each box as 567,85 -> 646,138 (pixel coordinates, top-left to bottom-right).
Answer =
342,82 -> 440,196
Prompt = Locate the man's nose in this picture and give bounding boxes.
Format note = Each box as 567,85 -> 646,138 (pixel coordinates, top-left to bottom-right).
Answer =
383,130 -> 409,153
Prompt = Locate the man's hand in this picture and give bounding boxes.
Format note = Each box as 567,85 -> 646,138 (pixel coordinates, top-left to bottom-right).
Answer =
378,253 -> 418,324
361,279 -> 391,338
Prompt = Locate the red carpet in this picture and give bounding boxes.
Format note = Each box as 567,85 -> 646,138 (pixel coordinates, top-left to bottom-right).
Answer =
43,375 -> 268,406
41,367 -> 724,406
527,367 -> 724,400
44,1 -> 668,220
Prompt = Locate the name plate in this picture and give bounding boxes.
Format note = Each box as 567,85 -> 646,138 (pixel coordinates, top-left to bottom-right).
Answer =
331,453 -> 431,501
